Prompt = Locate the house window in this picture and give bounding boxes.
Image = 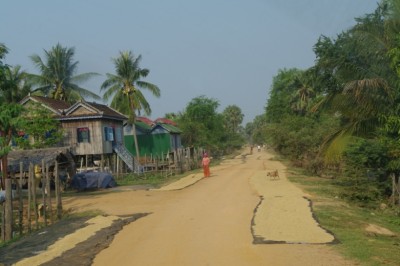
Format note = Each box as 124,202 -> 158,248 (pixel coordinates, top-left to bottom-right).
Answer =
104,127 -> 114,141
77,127 -> 90,143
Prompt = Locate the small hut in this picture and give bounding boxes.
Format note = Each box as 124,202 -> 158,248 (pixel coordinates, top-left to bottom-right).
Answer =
124,117 -> 182,157
7,147 -> 76,185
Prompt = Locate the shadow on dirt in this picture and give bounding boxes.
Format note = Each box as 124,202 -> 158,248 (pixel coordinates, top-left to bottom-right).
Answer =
0,213 -> 149,266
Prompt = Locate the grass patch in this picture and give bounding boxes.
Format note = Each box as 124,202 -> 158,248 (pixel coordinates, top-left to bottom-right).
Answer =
287,169 -> 400,266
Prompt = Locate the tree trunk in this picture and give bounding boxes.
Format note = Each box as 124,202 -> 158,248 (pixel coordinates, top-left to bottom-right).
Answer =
5,178 -> 13,241
397,175 -> 400,206
128,95 -> 141,171
0,156 -> 6,190
392,173 -> 396,206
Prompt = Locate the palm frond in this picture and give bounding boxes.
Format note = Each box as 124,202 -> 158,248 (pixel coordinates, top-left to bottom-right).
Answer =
71,72 -> 101,83
136,81 -> 161,97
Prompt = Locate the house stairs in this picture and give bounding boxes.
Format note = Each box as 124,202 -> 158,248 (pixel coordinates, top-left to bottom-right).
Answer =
113,143 -> 137,172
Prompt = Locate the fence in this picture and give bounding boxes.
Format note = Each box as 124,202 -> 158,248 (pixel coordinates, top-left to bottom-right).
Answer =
1,160 -> 63,242
1,147 -> 207,242
133,147 -> 205,177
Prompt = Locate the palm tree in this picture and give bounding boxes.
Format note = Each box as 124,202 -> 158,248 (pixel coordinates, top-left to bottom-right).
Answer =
222,105 -> 244,133
29,43 -> 100,103
0,103 -> 25,189
1,65 -> 32,103
290,72 -> 315,116
0,43 -> 7,61
312,3 -> 399,162
0,43 -> 9,97
101,51 -> 160,161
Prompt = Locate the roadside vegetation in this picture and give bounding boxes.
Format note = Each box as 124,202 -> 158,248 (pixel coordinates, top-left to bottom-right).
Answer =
246,0 -> 400,212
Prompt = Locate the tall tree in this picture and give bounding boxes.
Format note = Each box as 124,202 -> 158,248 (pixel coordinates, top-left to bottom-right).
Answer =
15,104 -> 63,149
0,104 -> 24,189
178,96 -> 225,152
0,43 -> 10,99
1,65 -> 31,103
312,3 -> 399,162
290,70 -> 316,116
101,51 -> 160,161
29,43 -> 100,103
222,105 -> 244,133
265,68 -> 304,123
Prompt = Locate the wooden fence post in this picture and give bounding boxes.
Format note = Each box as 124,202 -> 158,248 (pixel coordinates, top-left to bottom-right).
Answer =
27,163 -> 32,233
17,162 -> 23,236
1,202 -> 4,241
41,159 -> 47,226
18,162 -> 23,235
46,164 -> 53,224
4,178 -> 13,241
32,165 -> 38,230
55,161 -> 62,219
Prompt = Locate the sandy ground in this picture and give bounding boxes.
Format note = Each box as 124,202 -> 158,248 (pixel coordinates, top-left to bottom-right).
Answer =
4,149 -> 357,266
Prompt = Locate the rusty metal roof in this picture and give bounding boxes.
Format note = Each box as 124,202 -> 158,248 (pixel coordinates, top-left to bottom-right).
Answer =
20,95 -> 71,115
7,147 -> 74,173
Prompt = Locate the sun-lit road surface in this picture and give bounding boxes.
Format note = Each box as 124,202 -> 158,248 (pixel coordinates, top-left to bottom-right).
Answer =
63,150 -> 354,266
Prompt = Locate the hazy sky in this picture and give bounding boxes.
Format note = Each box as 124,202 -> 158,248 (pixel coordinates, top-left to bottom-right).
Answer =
1,0 -> 378,124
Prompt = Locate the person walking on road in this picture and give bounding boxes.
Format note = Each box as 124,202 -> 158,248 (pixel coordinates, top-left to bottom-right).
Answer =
202,152 -> 211,177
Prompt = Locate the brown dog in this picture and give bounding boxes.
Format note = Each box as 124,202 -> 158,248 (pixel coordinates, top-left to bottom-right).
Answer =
267,170 -> 279,180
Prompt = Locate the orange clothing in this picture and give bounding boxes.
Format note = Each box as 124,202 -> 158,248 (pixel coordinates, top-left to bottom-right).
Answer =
202,156 -> 211,177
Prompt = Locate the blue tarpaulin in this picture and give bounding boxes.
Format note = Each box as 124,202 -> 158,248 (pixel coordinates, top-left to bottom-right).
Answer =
71,172 -> 116,190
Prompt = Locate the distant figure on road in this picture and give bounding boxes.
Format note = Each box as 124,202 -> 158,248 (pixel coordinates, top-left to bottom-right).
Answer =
202,153 -> 211,177
257,145 -> 261,152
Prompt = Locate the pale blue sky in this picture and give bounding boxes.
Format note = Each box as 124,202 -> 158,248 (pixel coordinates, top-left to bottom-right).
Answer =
1,0 -> 378,124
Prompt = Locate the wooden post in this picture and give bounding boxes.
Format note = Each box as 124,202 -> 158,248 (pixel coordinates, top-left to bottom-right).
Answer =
4,178 -> 13,241
392,174 -> 396,206
113,153 -> 117,174
395,176 -> 400,206
32,165 -> 38,230
116,155 -> 120,179
41,159 -> 47,226
80,156 -> 84,172
18,162 -> 24,235
27,163 -> 32,232
55,161 -> 62,219
100,154 -> 103,172
46,164 -> 53,224
1,201 -> 5,241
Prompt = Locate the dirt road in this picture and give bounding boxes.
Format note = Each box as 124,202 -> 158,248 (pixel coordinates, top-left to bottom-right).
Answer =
15,149 -> 355,265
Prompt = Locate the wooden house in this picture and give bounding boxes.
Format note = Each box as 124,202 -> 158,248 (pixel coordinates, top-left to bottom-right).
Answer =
19,96 -> 131,170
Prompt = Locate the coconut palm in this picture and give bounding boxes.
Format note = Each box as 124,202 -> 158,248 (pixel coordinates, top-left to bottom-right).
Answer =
0,43 -> 7,61
0,103 -> 25,189
222,105 -> 244,133
312,3 -> 399,162
101,51 -> 160,161
29,43 -> 100,103
0,43 -> 9,96
290,72 -> 315,116
1,65 -> 32,103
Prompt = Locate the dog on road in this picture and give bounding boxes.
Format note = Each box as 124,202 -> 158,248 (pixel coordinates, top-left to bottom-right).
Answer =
267,170 -> 279,180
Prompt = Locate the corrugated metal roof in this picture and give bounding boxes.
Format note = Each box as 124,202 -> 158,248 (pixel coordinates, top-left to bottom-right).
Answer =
136,116 -> 155,126
20,96 -> 127,121
7,147 -> 73,173
63,101 -> 127,121
135,121 -> 152,132
153,123 -> 182,133
154,118 -> 177,126
20,95 -> 71,115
